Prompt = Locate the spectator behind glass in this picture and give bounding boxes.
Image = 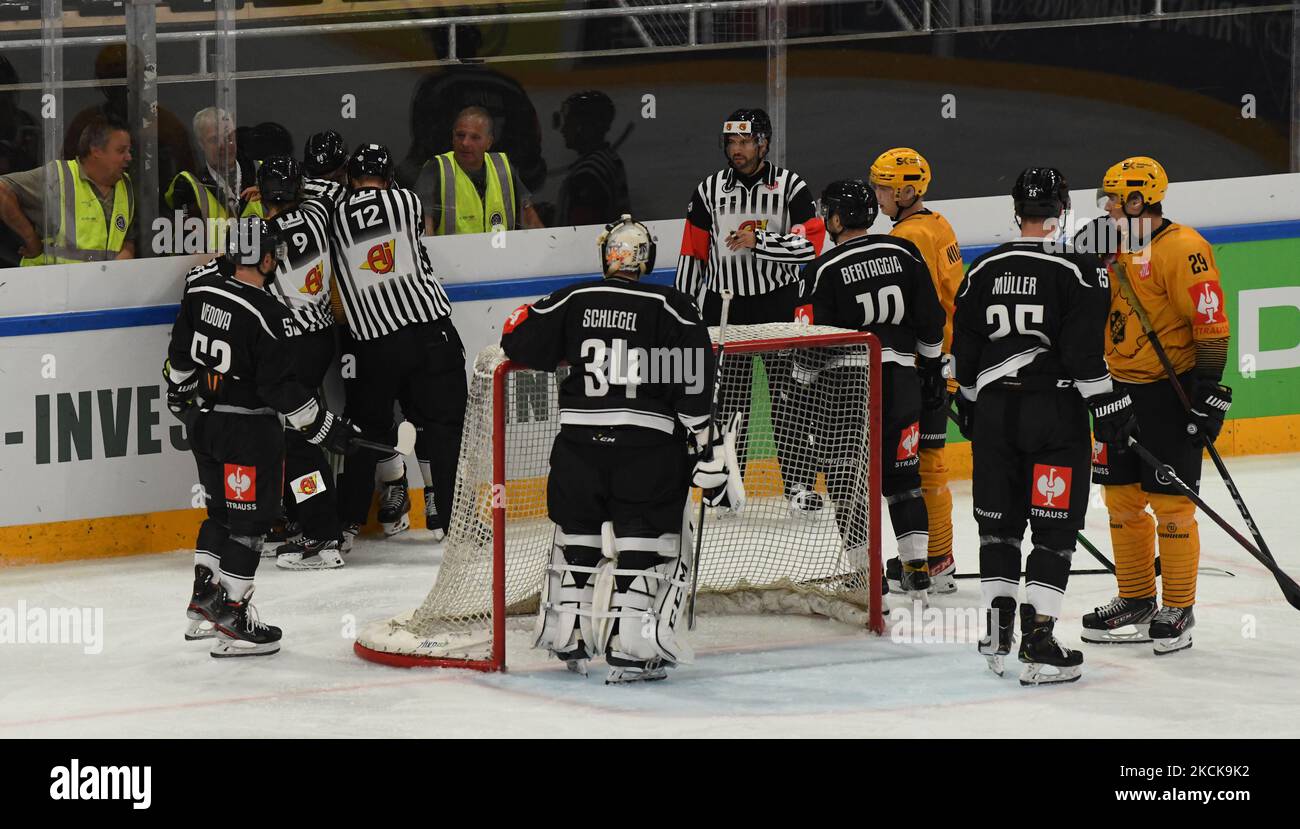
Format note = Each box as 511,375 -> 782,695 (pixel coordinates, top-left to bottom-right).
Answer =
554,90 -> 632,227
165,107 -> 264,253
62,45 -> 196,213
417,105 -> 543,236
0,54 -> 42,267
0,117 -> 137,266
398,24 -> 547,194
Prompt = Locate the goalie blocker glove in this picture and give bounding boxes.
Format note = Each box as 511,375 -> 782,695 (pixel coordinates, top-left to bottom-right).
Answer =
1089,389 -> 1138,445
1189,379 -> 1231,443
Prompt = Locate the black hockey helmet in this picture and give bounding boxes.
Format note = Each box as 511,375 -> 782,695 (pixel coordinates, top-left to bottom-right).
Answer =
1013,167 -> 1070,218
555,90 -> 615,132
303,129 -> 348,177
348,143 -> 394,184
225,216 -> 287,276
720,108 -> 772,157
820,179 -> 878,230
257,155 -> 302,204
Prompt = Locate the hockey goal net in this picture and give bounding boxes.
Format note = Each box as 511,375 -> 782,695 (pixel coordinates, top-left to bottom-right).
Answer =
355,323 -> 882,671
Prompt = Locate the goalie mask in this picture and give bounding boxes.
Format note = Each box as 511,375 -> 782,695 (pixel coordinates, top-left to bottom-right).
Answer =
597,214 -> 656,278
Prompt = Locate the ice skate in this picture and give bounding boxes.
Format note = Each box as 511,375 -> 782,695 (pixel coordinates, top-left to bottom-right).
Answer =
424,487 -> 446,542
1018,605 -> 1083,686
1149,605 -> 1194,655
185,565 -> 221,641
899,558 -> 931,602
378,474 -> 411,537
978,596 -> 1017,676
340,523 -> 360,554
886,556 -> 903,593
1080,595 -> 1157,644
606,658 -> 669,685
261,520 -> 300,558
928,551 -> 957,595
276,537 -> 345,570
211,587 -> 282,658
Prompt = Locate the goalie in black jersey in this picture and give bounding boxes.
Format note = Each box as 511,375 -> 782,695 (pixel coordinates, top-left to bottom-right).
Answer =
500,215 -> 737,684
165,218 -> 360,657
793,180 -> 946,599
951,168 -> 1136,685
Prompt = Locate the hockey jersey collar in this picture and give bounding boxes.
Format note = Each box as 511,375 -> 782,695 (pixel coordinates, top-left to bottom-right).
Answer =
722,161 -> 778,192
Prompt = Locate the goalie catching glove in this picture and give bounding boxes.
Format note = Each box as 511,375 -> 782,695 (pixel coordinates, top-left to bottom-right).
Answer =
692,411 -> 746,511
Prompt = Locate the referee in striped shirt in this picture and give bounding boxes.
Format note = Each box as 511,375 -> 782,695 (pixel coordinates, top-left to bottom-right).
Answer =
675,108 -> 826,509
330,143 -> 467,546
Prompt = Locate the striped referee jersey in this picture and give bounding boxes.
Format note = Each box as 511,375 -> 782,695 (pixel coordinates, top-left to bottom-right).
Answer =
329,185 -> 452,341
675,162 -> 826,302
266,197 -> 336,334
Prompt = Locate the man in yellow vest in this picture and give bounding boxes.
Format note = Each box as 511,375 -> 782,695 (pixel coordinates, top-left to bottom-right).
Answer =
418,105 -> 543,235
165,107 -> 263,253
869,147 -> 965,594
0,117 -> 136,266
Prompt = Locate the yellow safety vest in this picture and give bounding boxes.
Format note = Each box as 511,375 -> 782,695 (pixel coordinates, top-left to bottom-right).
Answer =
431,151 -> 517,235
164,169 -> 265,253
20,160 -> 133,266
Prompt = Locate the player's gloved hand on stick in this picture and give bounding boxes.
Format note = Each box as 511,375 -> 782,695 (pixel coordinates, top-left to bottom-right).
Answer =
918,356 -> 947,411
953,392 -> 976,441
692,412 -> 747,511
304,409 -> 361,455
1189,378 -> 1231,443
1089,389 -> 1139,445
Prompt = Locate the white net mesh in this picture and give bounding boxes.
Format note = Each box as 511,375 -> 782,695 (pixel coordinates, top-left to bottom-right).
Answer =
355,323 -> 879,669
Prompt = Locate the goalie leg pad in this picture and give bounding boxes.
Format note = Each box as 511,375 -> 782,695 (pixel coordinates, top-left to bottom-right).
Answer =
602,533 -> 694,668
533,529 -> 606,661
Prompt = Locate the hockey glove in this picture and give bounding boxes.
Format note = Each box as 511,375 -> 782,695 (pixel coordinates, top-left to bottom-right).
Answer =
1189,379 -> 1232,443
163,359 -> 203,428
692,412 -> 747,512
918,356 -> 947,411
953,393 -> 976,441
304,409 -> 361,455
1089,389 -> 1138,445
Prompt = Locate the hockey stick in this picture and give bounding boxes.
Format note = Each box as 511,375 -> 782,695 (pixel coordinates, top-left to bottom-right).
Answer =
1111,258 -> 1278,568
350,420 -> 417,457
945,405 -> 1113,573
688,290 -> 734,630
1127,437 -> 1300,610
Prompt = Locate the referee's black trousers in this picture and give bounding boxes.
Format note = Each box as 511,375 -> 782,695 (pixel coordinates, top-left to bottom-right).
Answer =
339,318 -> 468,532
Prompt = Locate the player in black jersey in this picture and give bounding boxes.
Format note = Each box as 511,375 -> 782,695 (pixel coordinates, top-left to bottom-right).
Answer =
302,129 -> 348,204
793,180 -> 946,598
501,215 -> 731,684
253,156 -> 348,569
330,144 -> 467,547
165,218 -> 359,657
952,168 -> 1136,684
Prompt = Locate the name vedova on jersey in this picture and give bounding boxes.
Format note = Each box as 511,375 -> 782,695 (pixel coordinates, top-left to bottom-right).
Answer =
992,274 -> 1038,295
839,254 -> 905,283
199,303 -> 232,331
583,308 -> 638,331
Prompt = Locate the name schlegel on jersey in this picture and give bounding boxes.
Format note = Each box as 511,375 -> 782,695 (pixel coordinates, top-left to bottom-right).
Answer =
838,254 -> 905,284
50,759 -> 151,810
582,308 -> 638,332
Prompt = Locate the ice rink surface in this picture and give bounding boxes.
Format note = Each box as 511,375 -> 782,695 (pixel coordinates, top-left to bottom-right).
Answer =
3,453 -> 1298,739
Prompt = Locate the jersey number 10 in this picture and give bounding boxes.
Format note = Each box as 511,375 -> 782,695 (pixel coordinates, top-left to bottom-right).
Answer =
855,285 -> 905,326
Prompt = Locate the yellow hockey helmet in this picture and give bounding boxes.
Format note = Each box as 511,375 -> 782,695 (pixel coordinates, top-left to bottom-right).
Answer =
868,147 -> 931,197
1100,156 -> 1168,210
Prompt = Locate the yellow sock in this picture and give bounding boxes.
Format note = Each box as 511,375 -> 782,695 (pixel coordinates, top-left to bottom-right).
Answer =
1104,483 -> 1157,599
920,446 -> 953,562
1149,493 -> 1199,608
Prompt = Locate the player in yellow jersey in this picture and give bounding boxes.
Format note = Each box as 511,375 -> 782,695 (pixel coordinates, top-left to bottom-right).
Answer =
869,147 -> 965,594
1083,156 -> 1232,654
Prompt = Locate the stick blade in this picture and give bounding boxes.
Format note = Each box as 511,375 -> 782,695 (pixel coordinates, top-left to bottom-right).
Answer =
394,421 -> 417,456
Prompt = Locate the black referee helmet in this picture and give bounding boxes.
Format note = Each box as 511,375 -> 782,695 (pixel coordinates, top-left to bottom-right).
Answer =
303,129 -> 348,177
257,155 -> 302,204
720,108 -> 772,160
348,143 -> 394,184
